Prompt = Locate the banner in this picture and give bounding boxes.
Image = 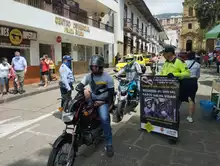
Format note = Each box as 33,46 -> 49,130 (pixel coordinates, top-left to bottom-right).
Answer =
140,75 -> 180,139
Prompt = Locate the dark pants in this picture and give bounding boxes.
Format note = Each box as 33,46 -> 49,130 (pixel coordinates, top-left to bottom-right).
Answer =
59,83 -> 73,107
217,62 -> 220,73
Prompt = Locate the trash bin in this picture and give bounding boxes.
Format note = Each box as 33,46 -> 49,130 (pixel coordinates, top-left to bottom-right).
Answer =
200,100 -> 214,120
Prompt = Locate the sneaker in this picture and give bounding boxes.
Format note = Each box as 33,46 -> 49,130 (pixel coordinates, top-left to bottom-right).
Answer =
186,116 -> 193,123
105,145 -> 114,157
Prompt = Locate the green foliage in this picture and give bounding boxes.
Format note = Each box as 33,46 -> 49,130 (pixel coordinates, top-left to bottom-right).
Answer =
185,0 -> 220,30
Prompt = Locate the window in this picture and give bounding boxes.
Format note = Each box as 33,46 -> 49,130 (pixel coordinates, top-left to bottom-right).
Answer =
188,7 -> 193,16
131,12 -> 134,24
137,18 -> 139,28
95,47 -> 99,54
124,5 -> 127,18
188,23 -> 192,29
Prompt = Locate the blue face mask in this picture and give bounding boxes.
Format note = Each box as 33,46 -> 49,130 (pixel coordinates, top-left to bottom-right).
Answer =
63,61 -> 71,69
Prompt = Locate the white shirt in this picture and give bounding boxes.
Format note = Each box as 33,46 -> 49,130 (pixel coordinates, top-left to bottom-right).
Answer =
185,60 -> 200,78
0,63 -> 11,78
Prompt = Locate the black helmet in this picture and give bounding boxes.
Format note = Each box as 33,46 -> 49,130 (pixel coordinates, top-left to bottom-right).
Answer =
89,55 -> 104,67
89,55 -> 104,74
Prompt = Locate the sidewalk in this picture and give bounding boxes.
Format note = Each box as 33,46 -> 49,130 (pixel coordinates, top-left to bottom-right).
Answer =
0,68 -> 114,104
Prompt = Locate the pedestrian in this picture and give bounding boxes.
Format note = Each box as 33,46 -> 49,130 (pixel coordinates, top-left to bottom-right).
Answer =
115,52 -> 119,65
203,54 -> 209,67
184,52 -> 200,123
48,58 -> 56,81
59,55 -> 75,109
208,52 -> 213,67
0,57 -> 11,97
11,51 -> 27,94
40,55 -> 50,87
216,54 -> 220,73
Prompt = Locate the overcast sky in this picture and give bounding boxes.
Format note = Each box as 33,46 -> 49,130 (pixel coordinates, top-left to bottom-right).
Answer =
144,0 -> 184,15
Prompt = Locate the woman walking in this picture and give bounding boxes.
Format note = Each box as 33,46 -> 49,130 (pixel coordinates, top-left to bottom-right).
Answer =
40,55 -> 49,87
184,52 -> 200,123
0,57 -> 11,97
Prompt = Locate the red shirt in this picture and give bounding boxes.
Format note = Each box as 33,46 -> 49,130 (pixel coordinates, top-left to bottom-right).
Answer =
41,61 -> 49,72
204,55 -> 209,61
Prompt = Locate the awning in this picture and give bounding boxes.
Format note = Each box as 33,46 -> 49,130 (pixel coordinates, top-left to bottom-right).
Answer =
206,24 -> 220,39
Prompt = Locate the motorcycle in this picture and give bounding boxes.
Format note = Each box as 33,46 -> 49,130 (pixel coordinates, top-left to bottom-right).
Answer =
113,76 -> 139,122
47,87 -> 115,166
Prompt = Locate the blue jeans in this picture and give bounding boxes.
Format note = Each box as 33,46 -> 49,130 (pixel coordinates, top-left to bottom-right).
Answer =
97,103 -> 112,146
0,77 -> 9,92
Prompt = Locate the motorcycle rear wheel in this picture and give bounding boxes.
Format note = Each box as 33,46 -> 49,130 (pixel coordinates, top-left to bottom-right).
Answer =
47,136 -> 76,166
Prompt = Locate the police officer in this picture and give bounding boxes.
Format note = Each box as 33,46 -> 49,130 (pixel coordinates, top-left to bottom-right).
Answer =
59,55 -> 75,108
160,45 -> 190,127
160,46 -> 190,79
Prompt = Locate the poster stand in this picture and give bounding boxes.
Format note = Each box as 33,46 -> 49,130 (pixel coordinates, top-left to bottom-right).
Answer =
140,75 -> 180,144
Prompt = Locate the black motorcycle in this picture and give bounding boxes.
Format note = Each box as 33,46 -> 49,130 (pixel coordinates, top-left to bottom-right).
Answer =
47,87 -> 115,166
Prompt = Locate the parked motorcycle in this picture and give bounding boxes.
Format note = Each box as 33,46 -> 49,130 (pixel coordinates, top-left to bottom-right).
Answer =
113,76 -> 139,122
47,87 -> 115,166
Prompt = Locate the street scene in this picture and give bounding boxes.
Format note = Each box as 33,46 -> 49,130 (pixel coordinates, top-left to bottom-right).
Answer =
1,0 -> 220,166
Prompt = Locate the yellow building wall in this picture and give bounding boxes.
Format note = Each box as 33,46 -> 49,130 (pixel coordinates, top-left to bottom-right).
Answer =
180,2 -> 204,51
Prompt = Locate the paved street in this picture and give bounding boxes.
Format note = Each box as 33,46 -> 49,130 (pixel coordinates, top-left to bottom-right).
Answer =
0,67 -> 220,166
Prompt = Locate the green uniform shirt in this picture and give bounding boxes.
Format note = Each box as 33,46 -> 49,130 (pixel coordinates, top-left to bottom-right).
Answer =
160,58 -> 190,79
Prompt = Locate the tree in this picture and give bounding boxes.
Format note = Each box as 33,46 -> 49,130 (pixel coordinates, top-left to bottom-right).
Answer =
185,0 -> 220,29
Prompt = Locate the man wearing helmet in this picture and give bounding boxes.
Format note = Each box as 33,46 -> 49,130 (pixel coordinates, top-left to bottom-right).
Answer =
75,55 -> 115,157
115,54 -> 143,91
59,55 -> 75,108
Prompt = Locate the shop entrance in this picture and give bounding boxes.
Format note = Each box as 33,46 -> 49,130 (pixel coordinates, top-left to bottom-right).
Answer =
62,43 -> 72,58
0,48 -> 19,64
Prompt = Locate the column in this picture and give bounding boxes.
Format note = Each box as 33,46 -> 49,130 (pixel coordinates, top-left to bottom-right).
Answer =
30,40 -> 40,66
54,42 -> 62,65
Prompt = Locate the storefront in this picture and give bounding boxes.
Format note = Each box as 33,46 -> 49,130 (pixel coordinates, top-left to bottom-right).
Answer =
0,25 -> 37,64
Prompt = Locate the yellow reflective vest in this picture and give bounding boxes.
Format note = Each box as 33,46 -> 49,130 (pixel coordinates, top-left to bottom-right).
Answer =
160,58 -> 190,79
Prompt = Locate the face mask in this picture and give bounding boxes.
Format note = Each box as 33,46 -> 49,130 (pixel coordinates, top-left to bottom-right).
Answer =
15,56 -> 20,60
2,61 -> 7,65
63,61 -> 71,69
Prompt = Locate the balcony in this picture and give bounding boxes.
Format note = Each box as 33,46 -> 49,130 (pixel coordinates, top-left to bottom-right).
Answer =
124,18 -> 133,32
14,0 -> 114,33
131,24 -> 139,36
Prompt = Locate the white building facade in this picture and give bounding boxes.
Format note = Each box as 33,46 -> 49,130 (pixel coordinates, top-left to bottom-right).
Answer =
0,0 -> 118,77
115,0 -> 165,56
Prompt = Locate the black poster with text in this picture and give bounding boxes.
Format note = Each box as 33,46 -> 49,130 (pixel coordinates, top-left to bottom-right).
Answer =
140,76 -> 180,139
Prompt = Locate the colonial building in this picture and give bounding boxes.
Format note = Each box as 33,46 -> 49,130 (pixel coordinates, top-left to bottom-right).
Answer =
0,0 -> 118,84
117,0 -> 166,56
159,15 -> 182,51
180,1 -> 204,52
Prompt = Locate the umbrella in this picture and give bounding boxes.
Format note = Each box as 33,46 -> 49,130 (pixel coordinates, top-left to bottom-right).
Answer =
206,24 -> 220,39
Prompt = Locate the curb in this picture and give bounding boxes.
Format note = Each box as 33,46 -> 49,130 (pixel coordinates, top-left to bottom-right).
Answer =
0,71 -> 115,104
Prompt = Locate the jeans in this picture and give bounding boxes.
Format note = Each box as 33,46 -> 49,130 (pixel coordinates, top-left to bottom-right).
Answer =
97,103 -> 112,146
0,77 -> 9,93
217,62 -> 220,73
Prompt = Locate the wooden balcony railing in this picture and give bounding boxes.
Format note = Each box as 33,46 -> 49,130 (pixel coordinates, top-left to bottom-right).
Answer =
14,0 -> 114,33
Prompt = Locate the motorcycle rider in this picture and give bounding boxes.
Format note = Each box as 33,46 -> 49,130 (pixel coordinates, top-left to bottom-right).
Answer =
59,55 -> 75,109
115,54 -> 143,92
75,55 -> 115,157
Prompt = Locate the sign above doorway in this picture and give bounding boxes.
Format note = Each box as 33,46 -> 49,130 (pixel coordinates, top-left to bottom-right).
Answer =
0,25 -> 37,46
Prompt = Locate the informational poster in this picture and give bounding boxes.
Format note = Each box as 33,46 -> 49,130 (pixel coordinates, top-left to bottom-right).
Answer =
140,75 -> 180,139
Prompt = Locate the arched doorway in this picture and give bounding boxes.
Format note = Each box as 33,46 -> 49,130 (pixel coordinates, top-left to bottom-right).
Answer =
186,40 -> 192,51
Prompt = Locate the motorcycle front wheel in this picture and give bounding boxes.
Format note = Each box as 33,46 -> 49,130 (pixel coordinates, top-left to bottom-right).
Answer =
47,135 -> 76,166
113,100 -> 125,123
